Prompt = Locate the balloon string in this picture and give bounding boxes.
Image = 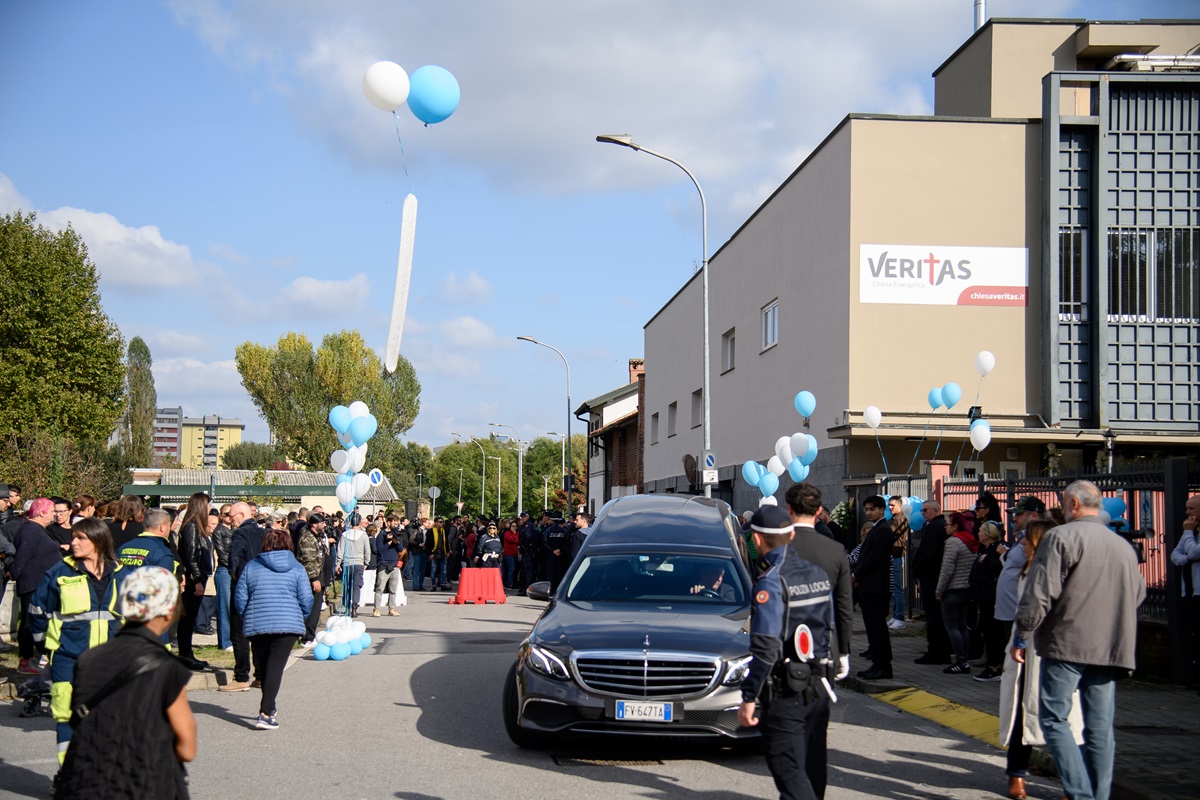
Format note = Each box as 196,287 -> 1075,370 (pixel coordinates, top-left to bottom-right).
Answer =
906,415 -> 933,475
875,431 -> 890,478
392,112 -> 413,193
952,431 -> 972,474
953,447 -> 977,477
932,409 -> 949,459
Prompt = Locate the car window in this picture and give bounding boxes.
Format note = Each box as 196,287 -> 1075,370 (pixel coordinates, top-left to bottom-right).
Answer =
565,554 -> 746,605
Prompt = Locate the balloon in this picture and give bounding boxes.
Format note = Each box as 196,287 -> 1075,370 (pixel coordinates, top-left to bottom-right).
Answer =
336,482 -> 355,507
775,436 -> 794,465
352,621 -> 366,636
362,61 -> 411,111
864,406 -> 882,429
329,406 -> 352,434
348,401 -> 370,419
789,433 -> 809,460
313,643 -> 331,661
336,473 -> 353,486
337,431 -> 354,447
927,388 -> 943,410
970,418 -> 991,430
349,638 -> 363,656
349,414 -> 378,447
884,503 -> 892,520
347,445 -> 367,473
1098,510 -> 1111,525
910,512 -> 925,532
910,498 -> 923,513
766,455 -> 786,477
970,423 -> 992,450
330,642 -> 351,661
742,461 -> 762,486
788,460 -> 809,482
330,450 -> 349,474
340,498 -> 357,514
407,65 -> 460,124
794,390 -> 816,418
759,473 -> 779,497
902,503 -> 913,518
975,350 -> 996,377
942,382 -> 962,409
799,435 -> 819,467
759,496 -> 778,507
360,633 -> 372,649
369,468 -> 384,485
353,473 -> 372,500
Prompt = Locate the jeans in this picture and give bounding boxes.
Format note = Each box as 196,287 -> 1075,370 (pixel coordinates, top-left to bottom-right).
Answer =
431,555 -> 448,587
250,633 -> 298,717
410,551 -> 428,590
941,588 -> 972,665
1040,658 -> 1117,800
502,555 -> 518,587
890,557 -> 905,620
340,565 -> 363,610
214,566 -> 232,649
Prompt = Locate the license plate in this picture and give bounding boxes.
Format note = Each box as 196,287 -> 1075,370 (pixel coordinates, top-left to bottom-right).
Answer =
614,701 -> 673,723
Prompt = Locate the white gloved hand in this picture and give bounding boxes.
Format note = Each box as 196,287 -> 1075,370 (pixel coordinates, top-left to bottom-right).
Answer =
836,655 -> 849,680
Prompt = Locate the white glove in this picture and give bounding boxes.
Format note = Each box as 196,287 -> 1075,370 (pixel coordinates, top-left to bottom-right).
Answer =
836,655 -> 849,681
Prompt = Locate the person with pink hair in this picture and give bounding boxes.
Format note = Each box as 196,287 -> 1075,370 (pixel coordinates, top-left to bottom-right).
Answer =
9,497 -> 62,674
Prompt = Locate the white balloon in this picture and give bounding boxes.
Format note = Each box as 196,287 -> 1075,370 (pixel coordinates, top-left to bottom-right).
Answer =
330,450 -> 349,473
352,621 -> 367,636
362,61 -> 410,112
766,455 -> 786,476
864,406 -> 882,429
759,496 -> 778,507
348,401 -> 370,419
353,473 -> 371,500
975,350 -> 996,378
336,482 -> 355,506
902,503 -> 913,518
774,436 -> 793,465
337,431 -> 353,447
970,424 -> 992,451
1098,509 -> 1111,525
789,433 -> 809,459
325,618 -> 338,631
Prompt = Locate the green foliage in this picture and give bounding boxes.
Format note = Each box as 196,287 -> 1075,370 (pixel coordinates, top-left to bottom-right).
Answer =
242,467 -> 285,508
376,440 -> 434,503
221,441 -> 287,471
0,211 -> 126,442
0,426 -> 132,501
234,330 -> 421,469
123,336 -> 156,466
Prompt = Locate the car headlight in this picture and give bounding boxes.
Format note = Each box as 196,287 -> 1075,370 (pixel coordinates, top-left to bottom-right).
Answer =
526,644 -> 571,681
722,655 -> 753,686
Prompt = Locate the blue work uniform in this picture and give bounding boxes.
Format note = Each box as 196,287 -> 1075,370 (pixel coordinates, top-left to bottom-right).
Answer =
742,545 -> 836,800
116,533 -> 180,581
29,557 -> 123,763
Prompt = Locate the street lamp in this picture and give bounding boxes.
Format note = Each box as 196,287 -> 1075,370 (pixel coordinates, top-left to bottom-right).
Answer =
518,336 -> 572,505
489,456 -> 502,517
452,433 -> 486,516
541,475 -> 551,512
547,431 -> 565,490
1103,428 -> 1116,472
490,422 -> 524,517
596,133 -> 711,498
457,468 -> 464,507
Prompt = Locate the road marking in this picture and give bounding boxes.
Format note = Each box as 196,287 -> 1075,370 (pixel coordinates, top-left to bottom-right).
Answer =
873,687 -> 1002,749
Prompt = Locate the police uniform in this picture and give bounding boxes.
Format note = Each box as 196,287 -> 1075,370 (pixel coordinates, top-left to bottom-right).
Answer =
29,557 -> 124,763
741,506 -> 837,800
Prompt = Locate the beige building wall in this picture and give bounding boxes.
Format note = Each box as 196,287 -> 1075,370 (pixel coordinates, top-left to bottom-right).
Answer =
933,24 -> 993,118
847,116 -> 1043,419
180,420 -> 244,469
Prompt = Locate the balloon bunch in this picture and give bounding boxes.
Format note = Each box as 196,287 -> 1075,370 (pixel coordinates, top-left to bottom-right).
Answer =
884,496 -> 928,532
312,615 -> 373,662
862,405 -> 889,476
952,350 -> 997,470
741,391 -> 822,506
363,61 -> 461,125
1099,495 -> 1127,528
328,402 -> 384,515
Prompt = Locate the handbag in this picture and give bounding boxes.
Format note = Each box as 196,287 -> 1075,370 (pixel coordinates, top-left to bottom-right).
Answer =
203,544 -> 216,596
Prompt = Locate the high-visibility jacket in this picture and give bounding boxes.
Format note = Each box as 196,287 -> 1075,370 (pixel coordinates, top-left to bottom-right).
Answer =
30,557 -> 124,656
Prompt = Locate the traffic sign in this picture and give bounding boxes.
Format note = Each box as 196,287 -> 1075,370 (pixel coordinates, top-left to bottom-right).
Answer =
702,469 -> 718,485
428,486 -> 441,499
701,450 -> 716,470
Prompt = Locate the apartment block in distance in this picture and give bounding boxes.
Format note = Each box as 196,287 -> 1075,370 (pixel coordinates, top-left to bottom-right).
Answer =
152,406 -> 184,462
180,415 -> 245,469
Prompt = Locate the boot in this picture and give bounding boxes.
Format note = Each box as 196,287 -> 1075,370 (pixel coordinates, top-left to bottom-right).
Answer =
372,609 -> 380,617
1007,776 -> 1026,799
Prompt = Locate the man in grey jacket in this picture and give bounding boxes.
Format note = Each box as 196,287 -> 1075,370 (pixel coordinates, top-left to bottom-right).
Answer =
1013,480 -> 1144,800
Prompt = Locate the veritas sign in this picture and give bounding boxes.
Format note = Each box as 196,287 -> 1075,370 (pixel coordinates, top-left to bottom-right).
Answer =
858,244 -> 1028,306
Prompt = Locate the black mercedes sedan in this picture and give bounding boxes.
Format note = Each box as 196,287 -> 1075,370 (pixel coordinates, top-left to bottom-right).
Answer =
502,494 -> 758,747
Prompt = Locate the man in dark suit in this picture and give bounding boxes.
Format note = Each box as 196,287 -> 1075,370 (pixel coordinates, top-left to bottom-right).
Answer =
911,501 -> 953,664
853,495 -> 895,680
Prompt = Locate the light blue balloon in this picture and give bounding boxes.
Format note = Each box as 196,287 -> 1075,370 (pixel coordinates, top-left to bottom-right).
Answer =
360,632 -> 372,649
970,418 -> 990,430
348,638 -> 363,656
408,65 -> 460,124
927,388 -> 943,410
788,459 -> 809,482
329,405 -> 352,434
330,642 -> 350,661
1103,496 -> 1127,519
884,503 -> 892,520
794,390 -> 816,418
742,460 -> 762,486
341,499 -> 357,514
348,415 -> 377,447
909,497 -> 923,513
942,382 -> 963,409
313,643 -> 331,661
336,473 -> 353,485
800,435 -> 819,466
759,472 -> 779,497
910,512 -> 925,532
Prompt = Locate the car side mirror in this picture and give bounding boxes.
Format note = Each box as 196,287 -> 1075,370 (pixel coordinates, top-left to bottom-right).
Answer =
526,581 -> 553,602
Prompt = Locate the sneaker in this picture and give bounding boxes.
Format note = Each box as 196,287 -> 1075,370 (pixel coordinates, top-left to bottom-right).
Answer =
17,658 -> 42,676
219,679 -> 252,692
250,679 -> 262,689
222,646 -> 233,652
944,662 -> 971,675
388,609 -> 400,616
255,713 -> 279,731
372,609 -> 381,617
888,618 -> 906,630
974,667 -> 1003,682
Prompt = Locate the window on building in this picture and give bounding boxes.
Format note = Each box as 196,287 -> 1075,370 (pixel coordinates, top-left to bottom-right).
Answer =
761,299 -> 779,350
721,328 -> 735,373
667,402 -> 677,438
650,412 -> 659,444
691,389 -> 703,429
1107,228 -> 1200,322
590,417 -> 600,457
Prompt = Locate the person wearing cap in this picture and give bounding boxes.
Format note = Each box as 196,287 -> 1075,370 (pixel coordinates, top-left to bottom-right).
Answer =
55,565 -> 196,799
476,522 -> 503,569
990,497 -> 1046,679
738,505 -> 838,800
296,512 -> 328,641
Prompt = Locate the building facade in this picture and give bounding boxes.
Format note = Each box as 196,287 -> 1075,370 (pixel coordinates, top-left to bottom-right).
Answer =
641,18 -> 1200,513
180,415 -> 245,469
152,406 -> 183,462
576,359 -> 644,516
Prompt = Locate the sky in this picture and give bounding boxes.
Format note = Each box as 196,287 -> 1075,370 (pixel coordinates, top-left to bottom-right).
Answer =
0,0 -> 1190,451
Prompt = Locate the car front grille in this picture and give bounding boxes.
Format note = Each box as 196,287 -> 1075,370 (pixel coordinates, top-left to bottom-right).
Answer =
572,652 -> 720,698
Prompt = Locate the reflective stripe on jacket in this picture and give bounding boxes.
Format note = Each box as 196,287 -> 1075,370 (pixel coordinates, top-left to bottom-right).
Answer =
30,557 -> 123,656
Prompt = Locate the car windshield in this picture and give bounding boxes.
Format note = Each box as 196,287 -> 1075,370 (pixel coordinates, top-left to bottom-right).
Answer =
564,553 -> 747,606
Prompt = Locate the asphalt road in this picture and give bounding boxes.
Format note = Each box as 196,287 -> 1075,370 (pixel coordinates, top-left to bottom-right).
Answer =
1,592 -> 1067,799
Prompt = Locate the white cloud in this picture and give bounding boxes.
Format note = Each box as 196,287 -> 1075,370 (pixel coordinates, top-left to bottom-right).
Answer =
0,174 -> 32,214
438,315 -> 508,350
438,270 -> 492,303
149,331 -> 211,358
208,241 -> 251,266
280,273 -> 370,313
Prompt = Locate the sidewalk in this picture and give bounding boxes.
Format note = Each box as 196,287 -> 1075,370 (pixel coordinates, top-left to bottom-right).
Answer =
845,619 -> 1200,800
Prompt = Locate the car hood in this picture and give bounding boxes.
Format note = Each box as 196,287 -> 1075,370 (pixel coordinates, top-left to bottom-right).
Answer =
533,600 -> 750,659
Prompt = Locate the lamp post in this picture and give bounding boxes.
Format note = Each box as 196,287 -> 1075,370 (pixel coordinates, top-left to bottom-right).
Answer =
490,423 -> 524,517
547,431 -> 565,490
518,336 -> 573,505
596,133 -> 711,498
457,468 -> 464,506
542,475 -> 551,512
452,432 -> 486,516
489,456 -> 502,517
1103,428 -> 1116,472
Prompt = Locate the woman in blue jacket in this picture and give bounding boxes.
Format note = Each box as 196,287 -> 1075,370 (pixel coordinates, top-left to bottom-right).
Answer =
234,528 -> 312,730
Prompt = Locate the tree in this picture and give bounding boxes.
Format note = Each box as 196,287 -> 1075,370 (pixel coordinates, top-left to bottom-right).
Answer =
235,330 -> 421,469
0,211 -> 125,442
122,336 -> 156,466
0,426 -> 131,501
221,441 -> 286,471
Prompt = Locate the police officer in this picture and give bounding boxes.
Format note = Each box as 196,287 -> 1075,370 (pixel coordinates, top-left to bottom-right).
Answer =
738,505 -> 837,800
542,513 -> 572,591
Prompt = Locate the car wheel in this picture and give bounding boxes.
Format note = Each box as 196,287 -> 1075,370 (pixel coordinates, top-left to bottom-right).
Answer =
503,661 -> 545,748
